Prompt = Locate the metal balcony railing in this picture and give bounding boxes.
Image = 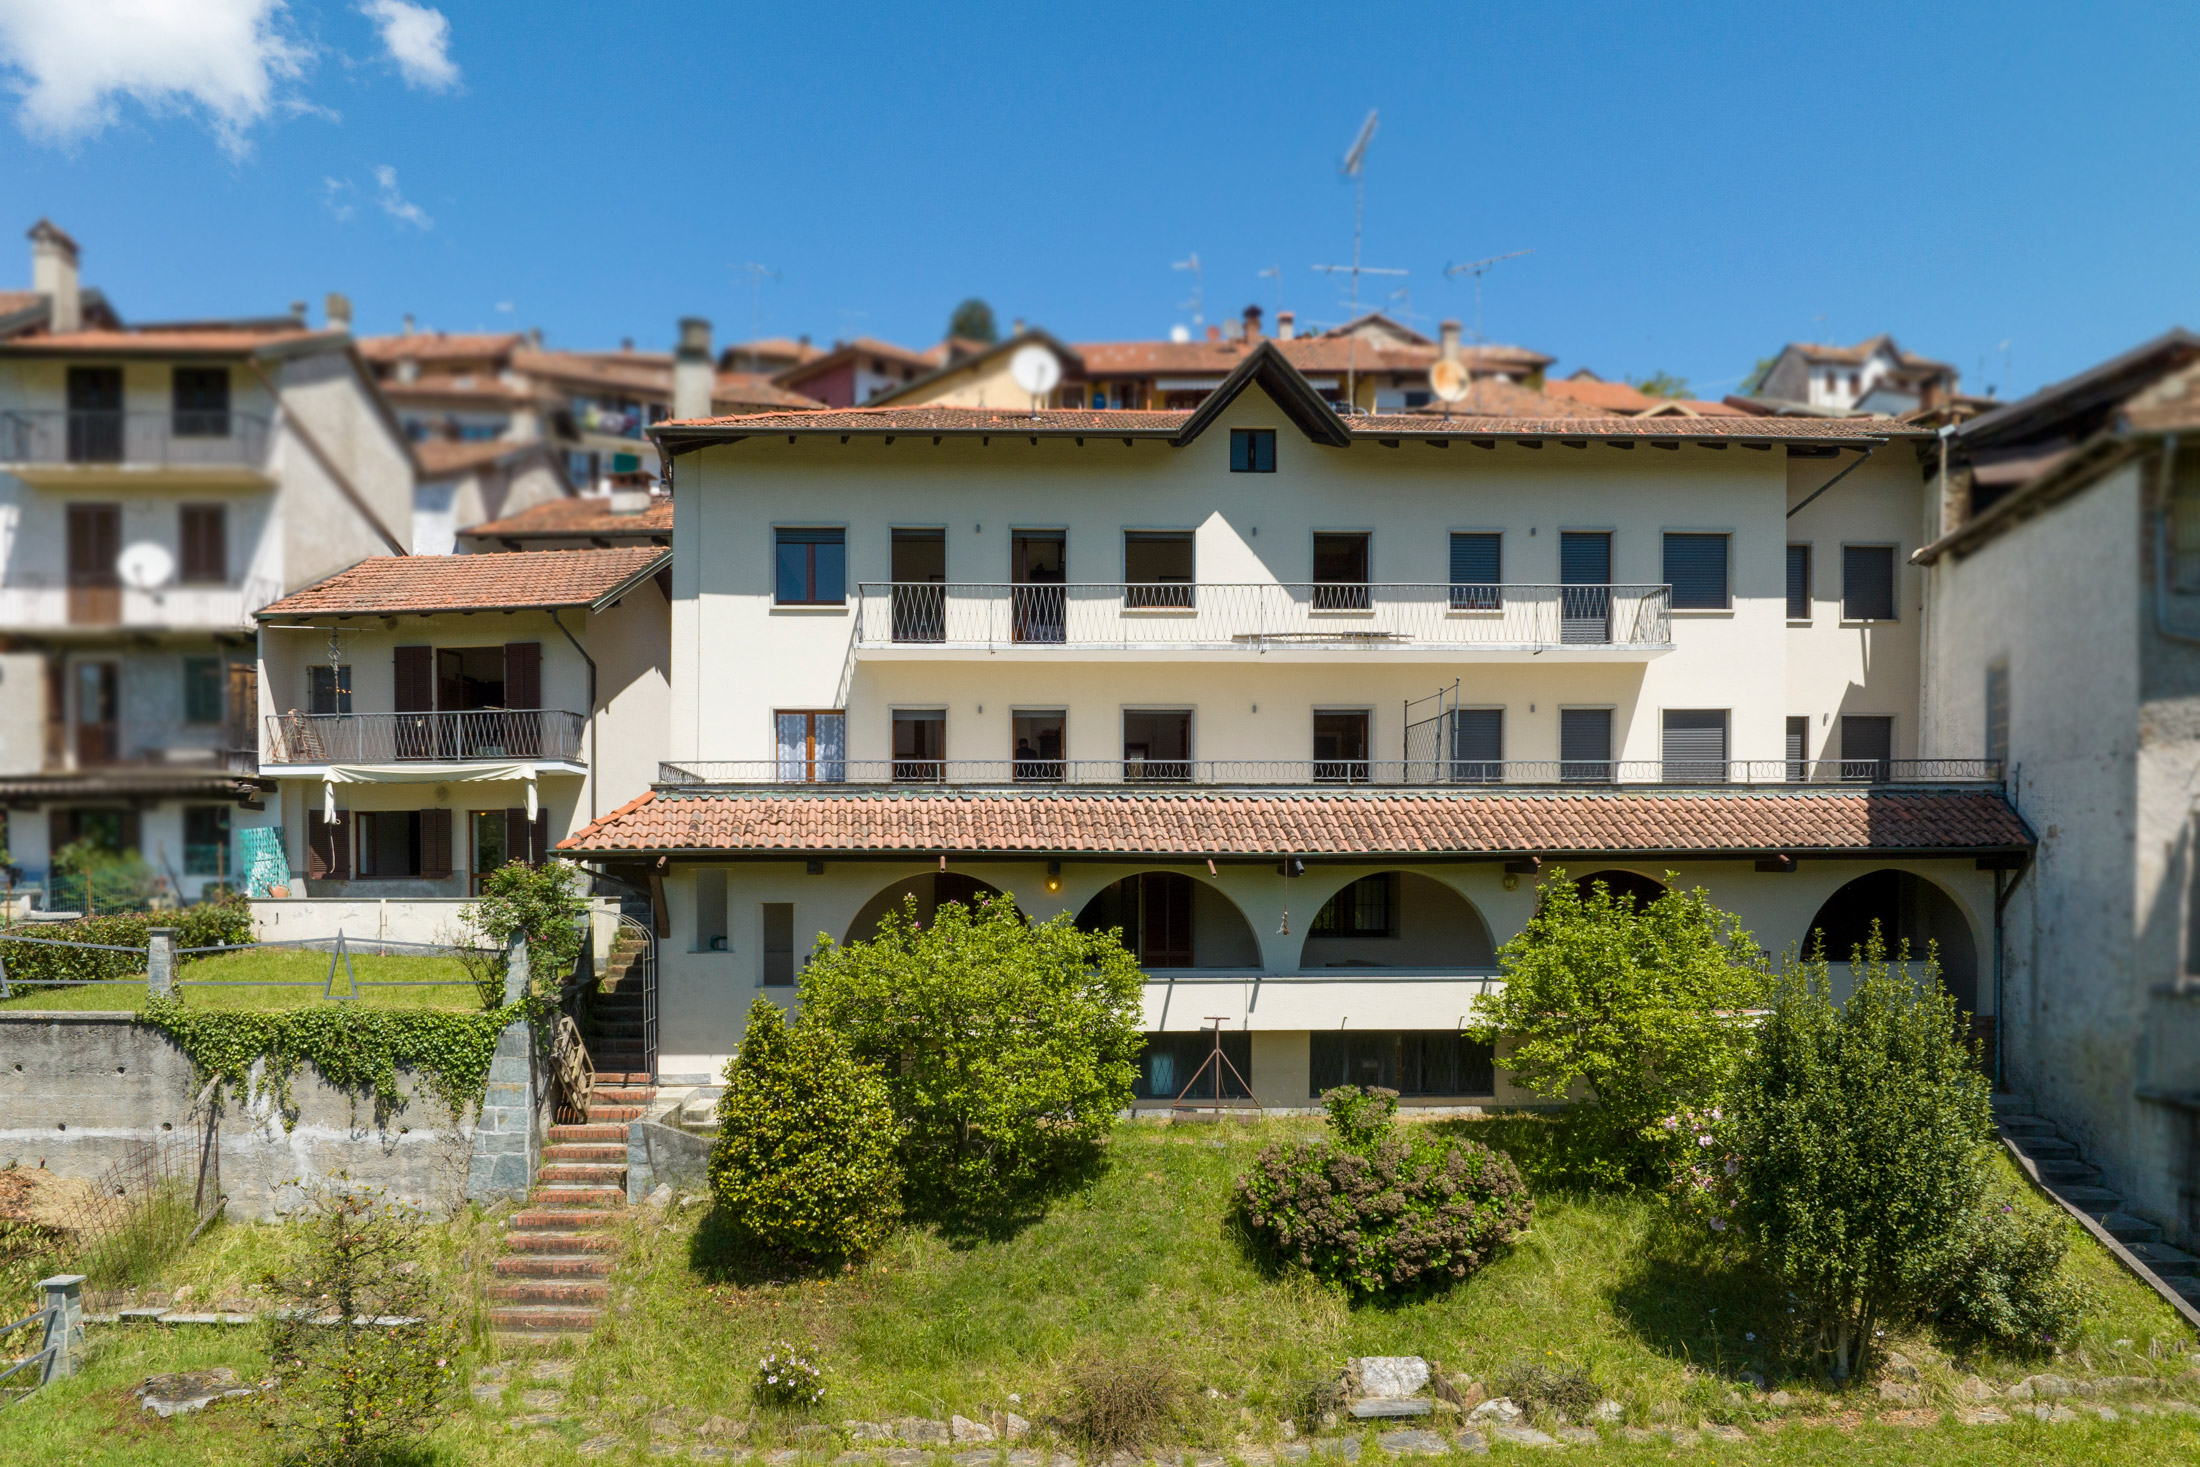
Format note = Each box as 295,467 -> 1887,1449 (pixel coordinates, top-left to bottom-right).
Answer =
656,757 -> 2003,789
0,410 -> 272,468
854,582 -> 1673,652
0,578 -> 280,631
264,710 -> 588,765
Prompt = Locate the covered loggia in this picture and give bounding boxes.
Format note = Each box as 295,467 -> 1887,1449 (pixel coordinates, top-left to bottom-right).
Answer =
1074,870 -> 1262,969
1803,869 -> 1981,1014
843,871 -> 1009,944
1295,871 -> 1497,969
1574,868 -> 1669,909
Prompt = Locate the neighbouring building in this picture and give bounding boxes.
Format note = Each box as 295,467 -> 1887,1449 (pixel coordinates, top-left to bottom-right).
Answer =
252,548 -> 672,898
0,221 -> 419,903
1917,327 -> 2200,1252
457,494 -> 672,553
1744,334 -> 1965,416
557,340 -> 2023,1096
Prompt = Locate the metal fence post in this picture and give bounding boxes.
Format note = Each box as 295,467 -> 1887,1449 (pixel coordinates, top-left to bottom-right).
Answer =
38,1275 -> 82,1381
0,946 -> 10,1000
146,929 -> 175,998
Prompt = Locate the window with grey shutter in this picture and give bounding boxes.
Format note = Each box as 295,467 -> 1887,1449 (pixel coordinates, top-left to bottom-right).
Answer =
1449,532 -> 1501,610
1840,715 -> 1893,781
1984,663 -> 2010,766
1559,531 -> 1612,644
1787,544 -> 1811,619
1661,709 -> 1728,782
1662,533 -> 1729,610
1560,707 -> 1612,783
1451,707 -> 1502,783
1786,715 -> 1809,782
1842,545 -> 1896,620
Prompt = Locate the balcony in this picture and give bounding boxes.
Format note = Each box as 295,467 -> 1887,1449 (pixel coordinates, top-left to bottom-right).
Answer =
853,582 -> 1673,658
0,577 -> 281,632
656,757 -> 2003,789
56,721 -> 258,775
0,410 -> 273,480
264,710 -> 588,767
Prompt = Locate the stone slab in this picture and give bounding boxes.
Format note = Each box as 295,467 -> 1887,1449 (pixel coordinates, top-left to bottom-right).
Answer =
1348,1399 -> 1432,1419
1374,1429 -> 1447,1455
1354,1358 -> 1430,1400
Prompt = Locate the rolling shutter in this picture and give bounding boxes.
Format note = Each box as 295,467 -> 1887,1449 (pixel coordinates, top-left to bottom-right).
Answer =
1559,531 -> 1610,584
1842,545 -> 1896,621
1451,707 -> 1502,782
1449,532 -> 1501,609
1662,533 -> 1729,609
1560,707 -> 1611,782
1786,544 -> 1811,619
1661,709 -> 1729,782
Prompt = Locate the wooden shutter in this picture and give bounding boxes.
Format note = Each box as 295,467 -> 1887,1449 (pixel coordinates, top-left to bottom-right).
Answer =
504,642 -> 541,708
419,808 -> 452,879
180,505 -> 226,584
505,808 -> 530,868
308,812 -> 350,879
533,810 -> 550,867
393,646 -> 434,712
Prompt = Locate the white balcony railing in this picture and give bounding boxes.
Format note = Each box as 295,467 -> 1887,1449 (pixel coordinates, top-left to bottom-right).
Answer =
657,758 -> 2004,789
0,578 -> 280,631
854,582 -> 1672,652
265,710 -> 589,766
0,410 -> 272,468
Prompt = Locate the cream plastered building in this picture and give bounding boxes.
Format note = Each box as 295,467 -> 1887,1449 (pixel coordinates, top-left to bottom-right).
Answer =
565,343 -> 2026,1098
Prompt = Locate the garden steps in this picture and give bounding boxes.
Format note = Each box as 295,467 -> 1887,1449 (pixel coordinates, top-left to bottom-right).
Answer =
1995,1098 -> 2200,1328
487,1081 -> 656,1349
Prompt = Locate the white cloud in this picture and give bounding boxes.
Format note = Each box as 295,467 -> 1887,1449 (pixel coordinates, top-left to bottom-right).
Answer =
0,0 -> 308,154
372,163 -> 431,229
320,175 -> 357,221
358,0 -> 456,91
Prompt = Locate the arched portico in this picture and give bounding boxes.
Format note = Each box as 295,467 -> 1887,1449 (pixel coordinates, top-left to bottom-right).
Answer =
1295,870 -> 1496,969
1574,867 -> 1669,910
843,871 -> 1009,945
1075,870 -> 1262,968
1804,868 -> 1981,1013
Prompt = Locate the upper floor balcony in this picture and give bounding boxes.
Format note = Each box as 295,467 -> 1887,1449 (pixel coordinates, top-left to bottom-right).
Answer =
852,582 -> 1673,659
263,709 -> 588,770
0,576 -> 282,632
0,410 -> 274,482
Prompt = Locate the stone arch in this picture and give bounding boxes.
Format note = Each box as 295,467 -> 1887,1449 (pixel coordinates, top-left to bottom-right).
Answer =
843,871 -> 1009,946
1574,868 -> 1669,910
1074,870 -> 1261,968
1296,870 -> 1497,969
1803,869 -> 1981,1014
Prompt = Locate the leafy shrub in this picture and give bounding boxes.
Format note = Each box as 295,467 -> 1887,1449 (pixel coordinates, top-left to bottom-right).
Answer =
262,1178 -> 460,1467
1233,1086 -> 1533,1297
796,895 -> 1144,1223
462,859 -> 587,993
753,1341 -> 826,1409
1493,1359 -> 1601,1420
0,895 -> 252,988
709,999 -> 902,1264
1469,871 -> 1768,1186
1728,930 -> 1994,1381
1057,1351 -> 1186,1451
1932,1194 -> 2096,1350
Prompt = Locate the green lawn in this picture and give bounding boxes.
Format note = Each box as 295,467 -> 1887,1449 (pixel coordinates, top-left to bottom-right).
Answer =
0,947 -> 485,1013
3,1116 -> 2195,1467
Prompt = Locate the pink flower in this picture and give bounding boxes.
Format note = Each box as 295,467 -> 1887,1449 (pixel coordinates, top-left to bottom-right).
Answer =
1698,1135 -> 1713,1147
1709,1216 -> 1727,1232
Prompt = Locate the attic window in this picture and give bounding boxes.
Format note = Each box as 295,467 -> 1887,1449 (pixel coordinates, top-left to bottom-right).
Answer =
1229,429 -> 1276,473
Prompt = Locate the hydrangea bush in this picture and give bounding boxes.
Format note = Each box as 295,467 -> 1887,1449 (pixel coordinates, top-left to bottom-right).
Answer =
754,1342 -> 826,1409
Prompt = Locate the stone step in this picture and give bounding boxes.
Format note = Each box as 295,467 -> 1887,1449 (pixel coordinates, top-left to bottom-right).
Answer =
2057,1185 -> 2126,1211
532,1185 -> 627,1208
509,1208 -> 622,1231
494,1253 -> 616,1278
542,1143 -> 627,1164
2101,1212 -> 2163,1245
538,1163 -> 627,1186
2130,1241 -> 2200,1278
504,1230 -> 622,1253
590,1020 -> 645,1038
487,1305 -> 604,1335
549,1123 -> 628,1144
587,1105 -> 644,1123
2173,1276 -> 2200,1304
487,1279 -> 609,1306
492,1330 -> 594,1351
2034,1159 -> 2103,1185
1990,1093 -> 2036,1115
593,1086 -> 657,1103
2009,1133 -> 2079,1157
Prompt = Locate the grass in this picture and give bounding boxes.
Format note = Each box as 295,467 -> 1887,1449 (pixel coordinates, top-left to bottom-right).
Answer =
0,948 -> 484,1013
2,1115 -> 2196,1467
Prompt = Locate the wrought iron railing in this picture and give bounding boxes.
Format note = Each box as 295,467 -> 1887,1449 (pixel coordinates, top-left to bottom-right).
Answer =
656,757 -> 2004,789
264,710 -> 587,764
0,410 -> 272,468
854,582 -> 1674,651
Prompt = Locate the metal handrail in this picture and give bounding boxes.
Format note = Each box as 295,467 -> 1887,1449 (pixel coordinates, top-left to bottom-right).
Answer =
854,581 -> 1674,651
264,709 -> 587,764
0,409 -> 272,468
0,1304 -> 56,1407
656,757 -> 2004,789
616,913 -> 659,1082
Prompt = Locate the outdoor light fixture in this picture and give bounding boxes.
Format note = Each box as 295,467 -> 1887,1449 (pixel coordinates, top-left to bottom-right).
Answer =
1045,860 -> 1062,893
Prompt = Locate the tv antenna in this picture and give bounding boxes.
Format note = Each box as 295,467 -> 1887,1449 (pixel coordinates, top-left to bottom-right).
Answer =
1443,249 -> 1532,346
1257,264 -> 1284,322
1313,109 -> 1406,412
729,263 -> 779,371
1172,252 -> 1204,327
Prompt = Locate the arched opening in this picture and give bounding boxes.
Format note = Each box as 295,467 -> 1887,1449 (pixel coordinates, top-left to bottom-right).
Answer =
843,871 -> 1008,945
1804,869 -> 1980,1014
1574,868 -> 1669,910
1296,871 -> 1496,969
1075,871 -> 1261,968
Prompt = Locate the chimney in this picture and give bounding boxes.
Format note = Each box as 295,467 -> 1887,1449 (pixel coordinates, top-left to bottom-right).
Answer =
1011,318 -> 1025,337
28,219 -> 80,334
673,315 -> 714,421
621,336 -> 634,352
527,327 -> 542,349
1439,319 -> 1462,361
1277,310 -> 1296,342
402,313 -> 416,335
288,300 -> 307,323
1205,324 -> 1222,344
1243,305 -> 1263,343
325,291 -> 352,329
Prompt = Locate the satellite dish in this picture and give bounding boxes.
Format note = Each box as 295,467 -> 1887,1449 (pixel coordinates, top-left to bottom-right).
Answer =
117,542 -> 174,591
1169,324 -> 1192,344
1009,344 -> 1062,398
1429,357 -> 1472,404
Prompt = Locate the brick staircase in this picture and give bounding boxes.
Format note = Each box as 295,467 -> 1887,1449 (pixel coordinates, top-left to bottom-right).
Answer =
485,1073 -> 656,1346
1993,1095 -> 2200,1316
583,926 -> 653,1078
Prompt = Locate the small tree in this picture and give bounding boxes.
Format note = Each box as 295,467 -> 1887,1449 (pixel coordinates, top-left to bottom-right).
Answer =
1729,930 -> 1992,1382
1469,871 -> 1768,1185
262,1178 -> 459,1466
796,894 -> 1144,1222
709,999 -> 903,1264
1627,370 -> 1690,399
947,297 -> 999,344
463,858 -> 587,995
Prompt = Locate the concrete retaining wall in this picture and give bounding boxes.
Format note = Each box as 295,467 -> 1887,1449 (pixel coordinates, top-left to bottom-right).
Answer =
251,896 -> 619,969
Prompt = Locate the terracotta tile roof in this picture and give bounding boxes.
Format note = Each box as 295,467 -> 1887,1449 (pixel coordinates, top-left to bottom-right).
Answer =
1544,377 -> 1659,412
0,327 -> 335,354
719,337 -> 825,370
0,290 -> 43,316
513,347 -> 671,397
463,496 -> 673,540
1072,337 -> 1547,378
655,403 -> 1922,441
258,547 -> 668,618
775,336 -> 939,387
412,439 -> 554,477
382,378 -> 536,404
358,331 -> 526,363
1788,334 -> 1954,373
712,370 -> 827,412
559,787 -> 2030,858
1407,380 -> 1624,419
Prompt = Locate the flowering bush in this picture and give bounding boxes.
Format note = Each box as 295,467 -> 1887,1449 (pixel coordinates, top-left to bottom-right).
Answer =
1654,1104 -> 1741,1233
1232,1086 -> 1533,1297
753,1342 -> 826,1409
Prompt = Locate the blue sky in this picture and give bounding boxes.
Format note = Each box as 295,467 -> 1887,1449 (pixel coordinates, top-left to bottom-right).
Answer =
0,0 -> 2195,399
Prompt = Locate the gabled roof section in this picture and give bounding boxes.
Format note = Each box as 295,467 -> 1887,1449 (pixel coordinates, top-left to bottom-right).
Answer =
1173,338 -> 1351,447
866,328 -> 1087,407
1952,327 -> 2200,450
258,546 -> 670,619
